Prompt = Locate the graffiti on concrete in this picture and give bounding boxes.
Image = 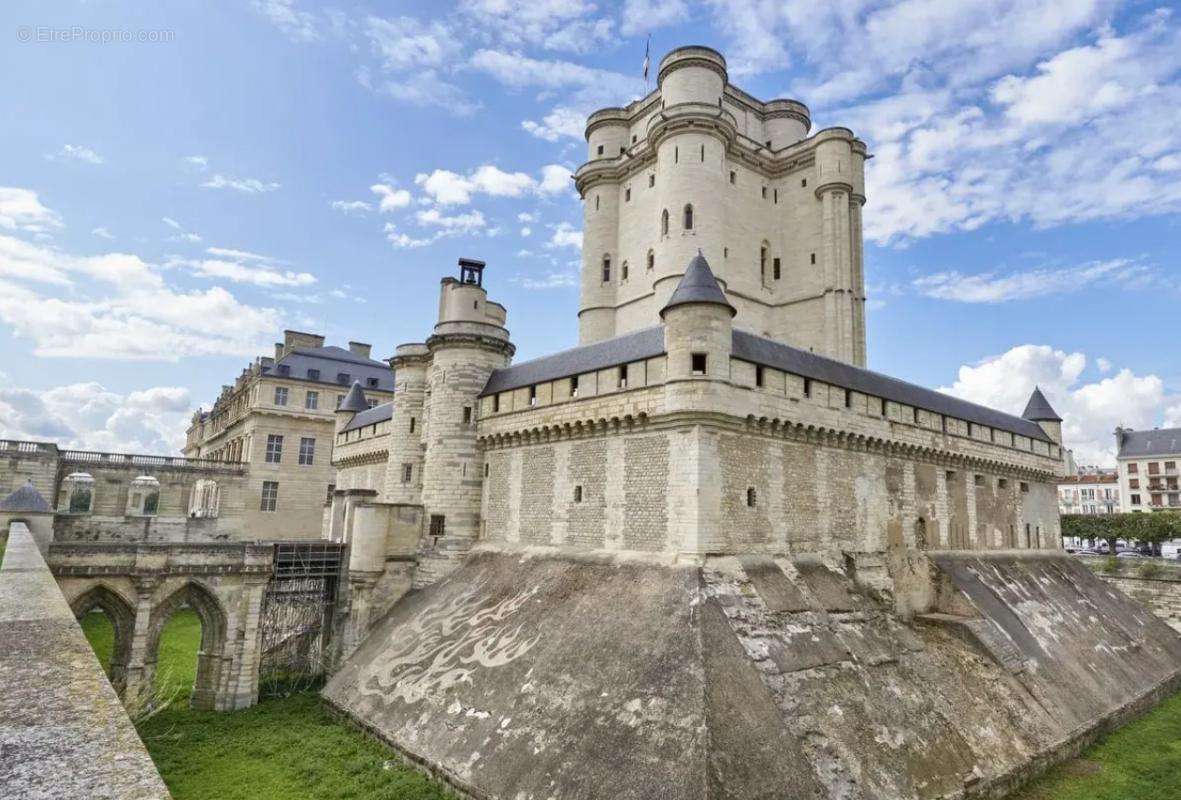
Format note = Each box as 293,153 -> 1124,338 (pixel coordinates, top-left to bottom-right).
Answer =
358,583 -> 540,704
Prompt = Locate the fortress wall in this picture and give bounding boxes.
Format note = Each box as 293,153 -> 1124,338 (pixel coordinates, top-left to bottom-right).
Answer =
0,441 -> 58,499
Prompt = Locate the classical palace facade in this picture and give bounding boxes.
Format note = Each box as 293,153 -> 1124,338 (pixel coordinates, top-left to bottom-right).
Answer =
185,330 -> 394,539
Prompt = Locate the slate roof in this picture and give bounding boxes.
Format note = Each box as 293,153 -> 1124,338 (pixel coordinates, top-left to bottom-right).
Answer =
339,381 -> 370,413
341,401 -> 394,433
0,482 -> 52,514
264,345 -> 394,392
1117,427 -> 1181,459
1022,387 -> 1062,422
660,252 -> 736,317
479,326 -> 1052,443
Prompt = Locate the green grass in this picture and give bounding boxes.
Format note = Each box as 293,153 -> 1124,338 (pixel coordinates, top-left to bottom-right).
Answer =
80,607 -> 452,800
1012,691 -> 1181,800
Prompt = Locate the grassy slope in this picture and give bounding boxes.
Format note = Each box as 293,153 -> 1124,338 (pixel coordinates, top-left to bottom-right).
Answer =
81,609 -> 452,800
1012,691 -> 1181,800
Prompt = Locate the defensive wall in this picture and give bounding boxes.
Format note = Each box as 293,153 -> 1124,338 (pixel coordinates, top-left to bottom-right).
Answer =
1087,558 -> 1181,632
0,522 -> 171,799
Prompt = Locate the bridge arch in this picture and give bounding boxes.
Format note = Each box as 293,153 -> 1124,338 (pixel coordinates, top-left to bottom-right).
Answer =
145,580 -> 230,711
70,583 -> 136,693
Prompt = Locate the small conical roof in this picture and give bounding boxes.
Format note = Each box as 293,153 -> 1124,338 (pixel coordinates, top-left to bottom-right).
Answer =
338,381 -> 369,412
0,480 -> 51,513
660,251 -> 736,318
1022,386 -> 1062,422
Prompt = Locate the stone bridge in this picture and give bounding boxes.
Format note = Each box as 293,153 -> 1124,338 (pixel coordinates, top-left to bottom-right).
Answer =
48,541 -> 273,711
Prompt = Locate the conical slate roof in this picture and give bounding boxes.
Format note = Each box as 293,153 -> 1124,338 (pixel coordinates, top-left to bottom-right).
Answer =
1022,386 -> 1062,422
660,251 -> 736,318
338,381 -> 369,413
0,481 -> 51,513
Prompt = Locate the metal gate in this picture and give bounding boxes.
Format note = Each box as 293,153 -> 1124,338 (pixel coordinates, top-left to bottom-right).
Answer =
257,541 -> 344,692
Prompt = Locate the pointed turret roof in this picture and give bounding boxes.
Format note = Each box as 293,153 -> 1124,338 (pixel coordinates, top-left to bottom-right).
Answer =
660,251 -> 736,318
1022,386 -> 1062,422
0,481 -> 51,514
338,381 -> 369,413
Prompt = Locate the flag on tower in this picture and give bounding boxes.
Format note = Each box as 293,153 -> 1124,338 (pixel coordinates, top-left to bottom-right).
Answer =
642,35 -> 650,83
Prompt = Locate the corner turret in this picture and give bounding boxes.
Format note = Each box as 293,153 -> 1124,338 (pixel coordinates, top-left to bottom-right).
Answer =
336,381 -> 368,434
1023,386 -> 1062,445
662,252 -> 734,387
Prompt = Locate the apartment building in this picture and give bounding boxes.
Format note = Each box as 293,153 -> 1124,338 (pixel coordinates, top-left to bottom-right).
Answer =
1115,426 -> 1181,512
1058,471 -> 1119,515
184,330 -> 394,538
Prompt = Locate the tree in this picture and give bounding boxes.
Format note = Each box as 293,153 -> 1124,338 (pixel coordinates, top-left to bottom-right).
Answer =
1061,513 -> 1181,555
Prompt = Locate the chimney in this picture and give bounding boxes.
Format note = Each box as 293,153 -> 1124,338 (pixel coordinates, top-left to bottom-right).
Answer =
274,342 -> 284,361
349,341 -> 373,360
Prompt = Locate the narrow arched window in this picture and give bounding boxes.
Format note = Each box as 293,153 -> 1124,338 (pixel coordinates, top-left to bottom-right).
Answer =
595,194 -> 600,211
647,249 -> 655,271
601,255 -> 611,283
621,261 -> 629,281
683,204 -> 693,230
760,244 -> 768,283
661,209 -> 669,236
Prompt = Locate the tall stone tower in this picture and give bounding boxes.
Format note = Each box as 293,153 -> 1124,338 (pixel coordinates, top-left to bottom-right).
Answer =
413,259 -> 515,586
573,45 -> 868,366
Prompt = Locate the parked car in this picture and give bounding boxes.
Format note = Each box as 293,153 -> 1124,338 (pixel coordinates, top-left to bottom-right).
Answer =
1074,550 -> 1102,557
1117,551 -> 1147,559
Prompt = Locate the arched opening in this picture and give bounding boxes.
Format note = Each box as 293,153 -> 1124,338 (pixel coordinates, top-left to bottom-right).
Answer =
914,517 -> 928,550
72,584 -> 136,695
683,203 -> 694,230
128,475 -> 160,516
661,208 -> 669,236
188,478 -> 220,518
146,582 -> 228,711
760,242 -> 769,285
647,249 -> 655,271
63,472 -> 94,513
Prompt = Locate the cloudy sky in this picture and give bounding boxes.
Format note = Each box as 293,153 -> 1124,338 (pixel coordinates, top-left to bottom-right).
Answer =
2,0 -> 1179,465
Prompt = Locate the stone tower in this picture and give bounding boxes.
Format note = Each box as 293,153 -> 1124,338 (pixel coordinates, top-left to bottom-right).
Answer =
574,45 -> 868,366
414,259 -> 515,586
383,343 -> 429,504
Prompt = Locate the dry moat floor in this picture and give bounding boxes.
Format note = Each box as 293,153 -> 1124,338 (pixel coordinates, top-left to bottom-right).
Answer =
72,597 -> 1181,800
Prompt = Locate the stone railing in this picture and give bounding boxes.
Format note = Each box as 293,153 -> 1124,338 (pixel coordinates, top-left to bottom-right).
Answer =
0,522 -> 171,799
60,448 -> 243,471
0,438 -> 58,456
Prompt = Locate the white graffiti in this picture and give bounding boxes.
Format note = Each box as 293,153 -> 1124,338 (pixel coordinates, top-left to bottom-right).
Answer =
358,583 -> 541,704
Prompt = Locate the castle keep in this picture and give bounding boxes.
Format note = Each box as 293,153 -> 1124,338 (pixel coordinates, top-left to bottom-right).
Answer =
317,46 -> 1181,800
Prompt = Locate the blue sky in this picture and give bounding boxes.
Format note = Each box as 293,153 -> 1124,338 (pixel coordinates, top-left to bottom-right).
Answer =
1,0 -> 1179,465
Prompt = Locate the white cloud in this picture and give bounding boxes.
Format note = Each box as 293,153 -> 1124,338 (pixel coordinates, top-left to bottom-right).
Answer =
458,0 -> 613,53
0,187 -> 62,234
520,226 -> 532,236
0,235 -> 282,360
204,246 -> 284,263
201,173 -> 281,193
366,15 -> 461,71
470,49 -> 635,91
1096,357 -> 1113,373
251,0 -> 322,42
522,106 -> 587,141
940,343 -> 1178,466
168,246 -> 313,288
91,227 -> 114,240
161,216 -> 201,243
415,208 -> 487,232
383,222 -> 437,249
182,155 -> 209,171
548,221 -> 582,249
517,212 -> 536,223
370,183 -> 412,212
0,381 -> 194,454
621,0 -> 689,36
512,270 -> 579,289
330,199 -> 373,214
913,258 -> 1155,303
413,164 -> 574,206
538,164 -> 572,195
45,144 -> 104,165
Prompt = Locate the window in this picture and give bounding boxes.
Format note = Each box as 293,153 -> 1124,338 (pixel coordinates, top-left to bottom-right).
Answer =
845,389 -> 852,408
277,364 -> 290,376
574,485 -> 583,503
622,261 -> 629,281
761,186 -> 767,199
675,146 -> 678,163
595,195 -> 600,210
803,378 -> 812,398
1128,463 -> 1138,474
1020,482 -> 1030,494
625,187 -> 631,202
463,406 -> 473,423
647,250 -> 655,271
755,366 -> 764,388
974,475 -> 985,487
305,391 -> 319,410
1131,494 -> 1141,505
1168,461 -> 1177,471
64,473 -> 94,514
484,463 -> 490,477
683,204 -> 693,230
631,134 -> 637,143
649,174 -> 655,188
661,209 -> 669,236
274,386 -> 288,406
596,144 -> 604,155
746,487 -> 757,507
493,395 -> 500,413
528,386 -> 539,407
760,245 -> 767,282
801,178 -> 807,187
260,481 -> 279,512
402,464 -> 413,484
691,353 -> 707,375
571,375 -> 579,397
1150,462 -> 1161,475
729,170 -> 736,184
298,437 -> 315,465
912,407 -> 920,424
307,368 -> 320,381
700,144 -> 705,161
325,484 -> 335,504
409,417 -> 416,433
773,188 -> 778,204
618,365 -> 629,389
336,394 -> 344,408
367,377 -> 379,388
602,256 -> 611,283
429,514 -> 446,539
265,434 -> 283,463
1130,479 -> 1139,489
810,253 -> 816,265
773,257 -> 781,280
881,398 -> 888,416
765,139 -> 772,148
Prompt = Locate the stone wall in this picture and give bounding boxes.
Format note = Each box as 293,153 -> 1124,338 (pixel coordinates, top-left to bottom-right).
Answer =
1088,559 -> 1181,633
0,522 -> 171,799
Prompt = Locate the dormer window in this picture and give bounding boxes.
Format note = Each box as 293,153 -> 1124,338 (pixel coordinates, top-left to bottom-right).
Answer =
367,377 -> 379,388
618,365 -> 628,389
337,373 -> 350,384
307,368 -> 320,381
277,365 -> 290,376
